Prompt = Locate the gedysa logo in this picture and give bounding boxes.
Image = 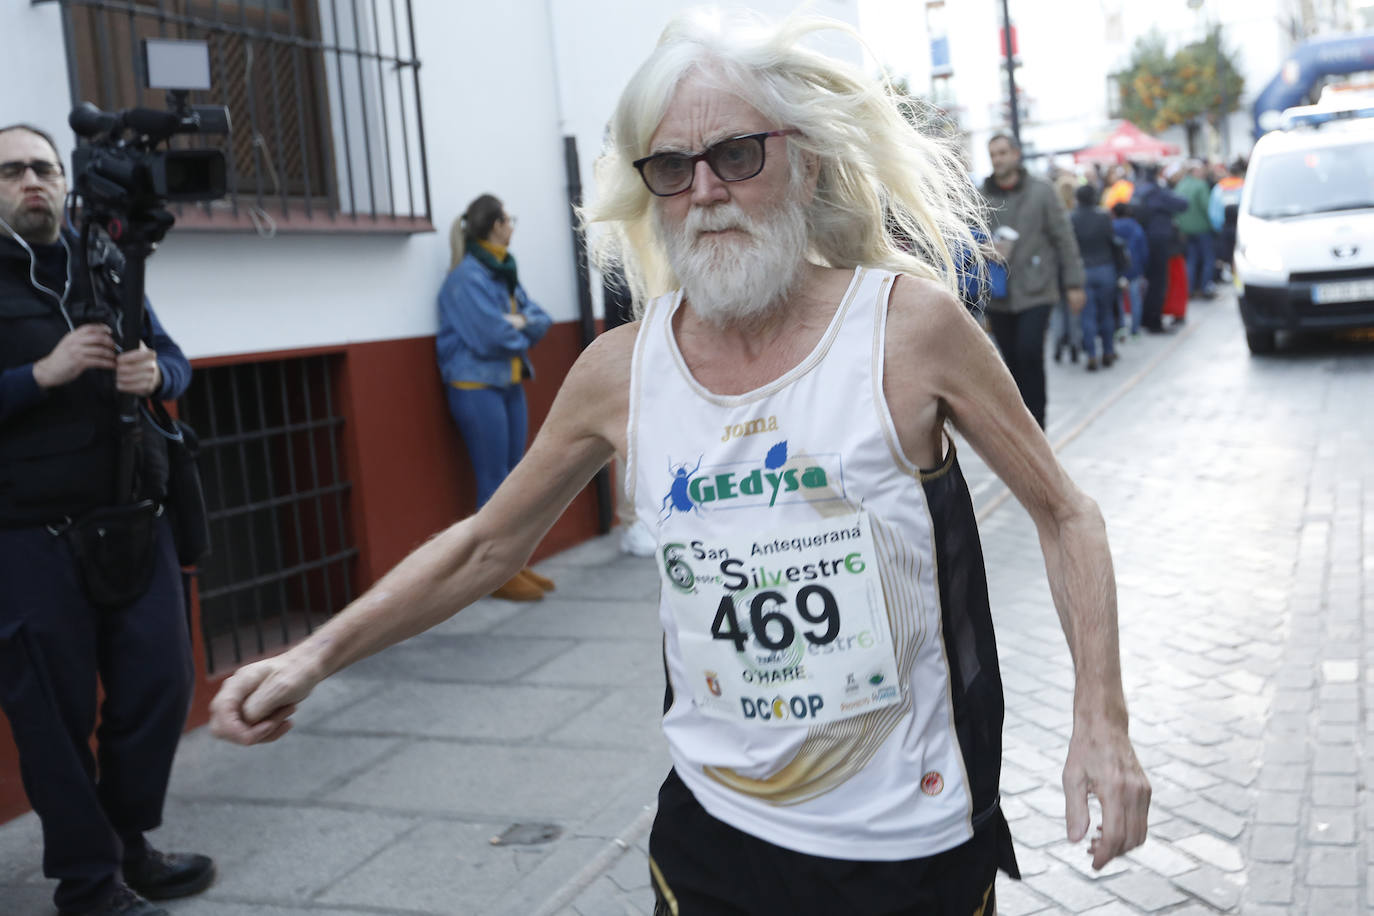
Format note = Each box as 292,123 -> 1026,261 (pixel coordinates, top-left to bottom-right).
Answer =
658,441 -> 840,522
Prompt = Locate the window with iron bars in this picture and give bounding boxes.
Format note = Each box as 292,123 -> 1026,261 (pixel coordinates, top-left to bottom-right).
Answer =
178,355 -> 357,673
1106,73 -> 1124,120
57,0 -> 432,233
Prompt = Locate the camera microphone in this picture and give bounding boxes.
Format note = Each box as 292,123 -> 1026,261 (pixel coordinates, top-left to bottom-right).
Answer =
69,104 -> 196,142
69,102 -> 119,138
122,108 -> 183,138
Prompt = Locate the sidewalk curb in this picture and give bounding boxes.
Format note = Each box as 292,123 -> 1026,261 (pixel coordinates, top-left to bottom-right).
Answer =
529,804 -> 657,916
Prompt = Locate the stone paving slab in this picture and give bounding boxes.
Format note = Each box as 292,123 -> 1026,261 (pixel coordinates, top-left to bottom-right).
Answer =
544,689 -> 669,749
343,633 -> 579,684
307,681 -> 604,741
487,598 -> 661,641
167,732 -> 404,802
322,741 -> 659,820
153,800 -> 417,905
313,818 -> 577,914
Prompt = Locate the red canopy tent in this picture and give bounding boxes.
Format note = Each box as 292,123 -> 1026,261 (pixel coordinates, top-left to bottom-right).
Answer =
1073,121 -> 1180,165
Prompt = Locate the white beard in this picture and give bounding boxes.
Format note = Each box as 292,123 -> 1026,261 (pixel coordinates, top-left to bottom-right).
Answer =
657,193 -> 809,328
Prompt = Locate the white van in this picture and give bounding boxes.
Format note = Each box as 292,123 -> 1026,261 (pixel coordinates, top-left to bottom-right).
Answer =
1234,105 -> 1374,354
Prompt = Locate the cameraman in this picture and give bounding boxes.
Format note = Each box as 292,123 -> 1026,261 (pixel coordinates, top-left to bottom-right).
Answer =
0,124 -> 213,916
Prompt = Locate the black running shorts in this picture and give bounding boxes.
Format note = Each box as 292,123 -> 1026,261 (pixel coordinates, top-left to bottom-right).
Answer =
649,768 -> 1018,916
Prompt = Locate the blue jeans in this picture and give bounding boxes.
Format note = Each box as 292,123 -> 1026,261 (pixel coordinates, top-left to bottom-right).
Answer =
445,383 -> 528,508
1185,232 -> 1214,295
1122,277 -> 1146,335
1050,297 -> 1082,349
0,520 -> 192,912
1079,264 -> 1119,360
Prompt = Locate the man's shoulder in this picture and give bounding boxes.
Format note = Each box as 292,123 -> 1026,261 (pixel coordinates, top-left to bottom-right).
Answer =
559,323 -> 637,423
0,237 -> 30,279
1008,171 -> 1051,195
882,275 -> 988,404
1019,175 -> 1063,212
885,274 -> 966,339
980,172 -> 1031,198
579,322 -> 640,377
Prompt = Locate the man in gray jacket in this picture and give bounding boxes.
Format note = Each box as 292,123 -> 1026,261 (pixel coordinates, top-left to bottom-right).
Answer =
980,134 -> 1085,428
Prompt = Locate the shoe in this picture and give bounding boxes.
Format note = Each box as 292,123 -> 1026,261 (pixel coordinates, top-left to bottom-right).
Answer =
1143,324 -> 1168,335
491,573 -> 544,601
123,848 -> 215,901
1086,357 -> 1098,372
61,884 -> 169,916
619,520 -> 657,558
1053,340 -> 1064,363
1070,344 -> 1080,364
1103,352 -> 1116,368
1114,327 -> 1129,344
520,568 -> 555,592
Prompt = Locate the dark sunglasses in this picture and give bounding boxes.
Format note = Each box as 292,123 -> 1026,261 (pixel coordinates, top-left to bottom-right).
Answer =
0,159 -> 64,182
633,129 -> 800,197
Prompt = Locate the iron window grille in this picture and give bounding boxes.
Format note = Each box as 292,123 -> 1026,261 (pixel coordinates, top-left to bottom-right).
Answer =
178,355 -> 357,673
56,0 -> 432,233
1106,73 -> 1124,120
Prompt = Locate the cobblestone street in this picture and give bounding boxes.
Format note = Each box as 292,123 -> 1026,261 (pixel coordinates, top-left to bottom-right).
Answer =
976,294 -> 1372,915
1,291 -> 1369,915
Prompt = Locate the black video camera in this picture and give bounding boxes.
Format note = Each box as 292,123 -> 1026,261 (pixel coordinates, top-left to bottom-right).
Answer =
69,38 -> 231,211
64,39 -> 233,505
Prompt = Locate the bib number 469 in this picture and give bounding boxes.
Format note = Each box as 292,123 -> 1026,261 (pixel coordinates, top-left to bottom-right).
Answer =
710,585 -> 841,652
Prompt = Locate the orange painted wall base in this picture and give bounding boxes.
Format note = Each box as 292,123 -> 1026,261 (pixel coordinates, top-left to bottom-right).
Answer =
0,322 -> 603,825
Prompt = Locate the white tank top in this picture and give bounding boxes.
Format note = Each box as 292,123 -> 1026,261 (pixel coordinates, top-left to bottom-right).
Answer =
627,267 -> 990,860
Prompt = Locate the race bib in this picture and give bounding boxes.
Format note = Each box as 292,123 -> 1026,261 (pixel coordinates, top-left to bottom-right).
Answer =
659,511 -> 901,726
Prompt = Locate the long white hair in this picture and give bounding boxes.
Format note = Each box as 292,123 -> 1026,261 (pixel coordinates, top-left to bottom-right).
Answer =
581,9 -> 989,317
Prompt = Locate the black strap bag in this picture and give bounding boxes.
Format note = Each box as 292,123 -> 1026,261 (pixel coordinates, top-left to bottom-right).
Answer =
56,498 -> 163,609
145,400 -> 211,567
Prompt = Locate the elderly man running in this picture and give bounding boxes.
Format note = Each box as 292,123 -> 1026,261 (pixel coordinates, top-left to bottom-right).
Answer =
211,12 -> 1150,915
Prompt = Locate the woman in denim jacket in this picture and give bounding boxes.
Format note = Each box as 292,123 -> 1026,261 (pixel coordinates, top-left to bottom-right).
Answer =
437,194 -> 553,600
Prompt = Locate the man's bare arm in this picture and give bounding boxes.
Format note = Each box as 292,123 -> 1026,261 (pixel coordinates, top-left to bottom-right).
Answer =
884,279 -> 1149,869
210,325 -> 636,744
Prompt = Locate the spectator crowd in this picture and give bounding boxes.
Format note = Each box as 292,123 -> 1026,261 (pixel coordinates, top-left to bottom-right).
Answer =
972,138 -> 1247,425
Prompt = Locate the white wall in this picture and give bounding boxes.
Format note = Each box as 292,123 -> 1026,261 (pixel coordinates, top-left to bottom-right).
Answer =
2,4 -> 74,160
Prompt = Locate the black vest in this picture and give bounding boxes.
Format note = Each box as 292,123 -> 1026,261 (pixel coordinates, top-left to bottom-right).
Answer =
0,234 -> 169,525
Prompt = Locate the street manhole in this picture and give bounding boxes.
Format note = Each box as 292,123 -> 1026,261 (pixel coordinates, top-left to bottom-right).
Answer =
489,822 -> 562,846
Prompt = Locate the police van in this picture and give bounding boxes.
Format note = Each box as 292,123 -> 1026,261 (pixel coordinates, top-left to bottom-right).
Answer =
1235,95 -> 1374,354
